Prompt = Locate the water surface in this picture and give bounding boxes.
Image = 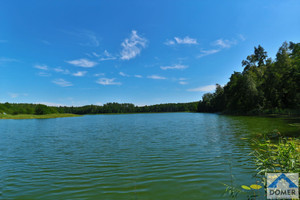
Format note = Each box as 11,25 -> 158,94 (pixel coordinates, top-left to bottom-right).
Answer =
0,113 -> 297,199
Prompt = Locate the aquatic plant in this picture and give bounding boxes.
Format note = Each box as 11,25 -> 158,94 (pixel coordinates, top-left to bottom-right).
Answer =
224,132 -> 300,199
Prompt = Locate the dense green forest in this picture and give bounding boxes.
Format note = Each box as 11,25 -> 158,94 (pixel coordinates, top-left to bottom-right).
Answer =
198,41 -> 300,114
1,41 -> 299,116
0,102 -> 198,115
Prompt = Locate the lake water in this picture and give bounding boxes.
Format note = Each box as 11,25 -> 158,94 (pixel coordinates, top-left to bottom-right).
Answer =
0,113 -> 298,199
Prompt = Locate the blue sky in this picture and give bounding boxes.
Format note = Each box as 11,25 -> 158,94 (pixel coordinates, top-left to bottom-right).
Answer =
1,0 -> 300,106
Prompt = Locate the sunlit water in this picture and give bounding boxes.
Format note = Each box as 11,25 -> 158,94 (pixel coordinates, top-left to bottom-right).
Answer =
0,113 -> 297,199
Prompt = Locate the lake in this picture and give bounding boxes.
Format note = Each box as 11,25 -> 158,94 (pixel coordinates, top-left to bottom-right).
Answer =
0,113 -> 298,199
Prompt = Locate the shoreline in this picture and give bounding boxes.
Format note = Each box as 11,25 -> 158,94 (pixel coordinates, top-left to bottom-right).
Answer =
0,113 -> 80,120
1,111 -> 300,121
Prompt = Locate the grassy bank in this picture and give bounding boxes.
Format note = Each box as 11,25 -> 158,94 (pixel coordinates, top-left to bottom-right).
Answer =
0,113 -> 80,120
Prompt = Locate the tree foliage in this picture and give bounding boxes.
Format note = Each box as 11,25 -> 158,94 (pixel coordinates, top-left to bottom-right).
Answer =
198,42 -> 300,114
0,102 -> 198,115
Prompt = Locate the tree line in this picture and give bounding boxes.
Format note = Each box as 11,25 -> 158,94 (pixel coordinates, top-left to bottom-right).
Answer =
198,41 -> 300,114
0,102 -> 198,115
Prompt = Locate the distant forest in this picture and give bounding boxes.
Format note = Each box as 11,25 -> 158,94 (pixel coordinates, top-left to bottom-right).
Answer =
1,41 -> 299,116
0,102 -> 198,115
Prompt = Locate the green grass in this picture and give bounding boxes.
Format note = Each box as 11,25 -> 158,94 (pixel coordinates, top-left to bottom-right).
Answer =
0,113 -> 80,120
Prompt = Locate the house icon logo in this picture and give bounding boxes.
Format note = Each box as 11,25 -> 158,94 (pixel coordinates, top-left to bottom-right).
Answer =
267,173 -> 299,199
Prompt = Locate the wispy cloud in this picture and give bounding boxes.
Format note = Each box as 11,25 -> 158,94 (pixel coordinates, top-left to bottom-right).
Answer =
179,81 -> 188,85
64,29 -> 100,47
120,30 -> 147,60
160,64 -> 188,70
172,77 -> 188,85
52,79 -> 73,87
213,39 -> 237,48
38,72 -> 51,77
147,75 -> 167,80
165,36 -> 198,45
8,93 -> 28,98
197,38 -> 238,58
0,40 -> 7,43
66,58 -> 97,68
9,93 -> 19,98
187,84 -> 216,92
92,52 -> 101,57
197,49 -> 220,58
97,50 -> 117,61
94,73 -> 105,77
119,72 -> 130,77
81,30 -> 99,47
0,57 -> 19,64
96,78 -> 121,85
175,36 -> 198,44
134,75 -> 143,78
34,64 -> 48,70
54,67 -> 70,74
238,34 -> 246,41
72,71 -> 87,77
164,40 -> 175,46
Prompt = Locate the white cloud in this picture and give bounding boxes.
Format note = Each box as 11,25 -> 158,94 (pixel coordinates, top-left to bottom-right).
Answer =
187,84 -> 216,92
147,75 -> 167,80
174,36 -> 198,44
92,52 -> 101,57
66,58 -> 97,68
160,64 -> 188,70
52,79 -> 73,87
197,49 -> 220,58
179,81 -> 188,85
213,39 -> 236,48
164,40 -> 175,46
119,72 -> 129,77
72,71 -> 87,77
165,36 -> 198,45
120,30 -> 147,60
197,38 -> 239,58
94,73 -> 105,77
34,64 -> 48,70
99,50 -> 117,61
0,57 -> 18,63
96,78 -> 121,85
134,75 -> 142,78
54,67 -> 70,74
38,72 -> 51,77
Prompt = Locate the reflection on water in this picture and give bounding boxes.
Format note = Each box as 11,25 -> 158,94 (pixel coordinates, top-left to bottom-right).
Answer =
0,113 -> 297,199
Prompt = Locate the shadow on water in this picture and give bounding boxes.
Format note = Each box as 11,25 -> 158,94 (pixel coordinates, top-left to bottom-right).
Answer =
223,115 -> 300,138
